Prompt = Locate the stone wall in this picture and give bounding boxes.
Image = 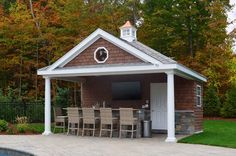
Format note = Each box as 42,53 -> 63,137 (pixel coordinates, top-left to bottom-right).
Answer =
175,111 -> 195,134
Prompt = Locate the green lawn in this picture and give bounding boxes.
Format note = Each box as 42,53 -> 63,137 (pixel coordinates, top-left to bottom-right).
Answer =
178,120 -> 236,148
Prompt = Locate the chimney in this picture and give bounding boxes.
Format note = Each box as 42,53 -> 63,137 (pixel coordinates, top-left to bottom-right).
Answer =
119,21 -> 137,42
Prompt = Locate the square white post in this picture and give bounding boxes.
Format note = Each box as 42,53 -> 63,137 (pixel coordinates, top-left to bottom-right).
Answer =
165,71 -> 177,142
42,76 -> 52,135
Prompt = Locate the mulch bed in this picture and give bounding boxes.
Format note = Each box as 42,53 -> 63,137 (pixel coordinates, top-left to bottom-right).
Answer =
204,117 -> 236,122
0,123 -> 40,135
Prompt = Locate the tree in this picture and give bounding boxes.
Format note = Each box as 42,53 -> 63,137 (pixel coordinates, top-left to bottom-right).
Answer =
55,86 -> 69,108
203,85 -> 221,117
141,0 -> 233,101
221,85 -> 236,118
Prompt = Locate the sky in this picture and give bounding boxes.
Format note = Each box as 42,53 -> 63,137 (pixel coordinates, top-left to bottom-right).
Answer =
227,0 -> 236,33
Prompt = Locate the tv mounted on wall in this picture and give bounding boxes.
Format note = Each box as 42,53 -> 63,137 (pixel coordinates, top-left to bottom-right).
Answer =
112,81 -> 141,100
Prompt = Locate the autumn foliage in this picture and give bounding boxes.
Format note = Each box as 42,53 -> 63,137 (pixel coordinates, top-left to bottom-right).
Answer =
0,0 -> 235,116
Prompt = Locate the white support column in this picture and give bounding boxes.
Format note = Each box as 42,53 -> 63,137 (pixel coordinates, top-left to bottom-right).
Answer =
42,76 -> 52,135
165,71 -> 177,143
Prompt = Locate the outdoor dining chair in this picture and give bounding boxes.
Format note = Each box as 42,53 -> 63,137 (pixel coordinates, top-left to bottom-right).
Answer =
82,108 -> 100,137
53,107 -> 67,133
99,108 -> 118,138
67,107 -> 82,136
119,108 -> 138,139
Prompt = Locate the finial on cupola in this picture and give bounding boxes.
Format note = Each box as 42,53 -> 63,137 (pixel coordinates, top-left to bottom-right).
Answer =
119,21 -> 137,42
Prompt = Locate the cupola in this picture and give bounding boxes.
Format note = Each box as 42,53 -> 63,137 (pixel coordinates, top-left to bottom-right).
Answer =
119,21 -> 137,42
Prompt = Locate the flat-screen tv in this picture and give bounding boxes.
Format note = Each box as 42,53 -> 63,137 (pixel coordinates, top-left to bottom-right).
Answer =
112,81 -> 141,100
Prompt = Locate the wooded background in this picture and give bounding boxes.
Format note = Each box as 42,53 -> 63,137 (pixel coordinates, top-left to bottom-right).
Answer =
0,0 -> 236,117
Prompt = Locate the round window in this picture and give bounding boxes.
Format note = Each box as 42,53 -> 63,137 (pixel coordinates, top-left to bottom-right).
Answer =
94,47 -> 109,63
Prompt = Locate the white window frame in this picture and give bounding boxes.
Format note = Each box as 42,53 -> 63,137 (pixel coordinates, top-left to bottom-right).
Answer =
94,47 -> 109,64
122,29 -> 130,36
196,85 -> 202,107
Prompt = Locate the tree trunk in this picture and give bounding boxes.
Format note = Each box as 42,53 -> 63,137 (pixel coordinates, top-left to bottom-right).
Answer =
187,16 -> 194,57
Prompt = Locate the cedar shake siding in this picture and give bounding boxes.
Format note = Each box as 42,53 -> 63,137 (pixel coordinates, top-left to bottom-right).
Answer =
81,73 -> 167,109
65,38 -> 143,67
175,77 -> 195,110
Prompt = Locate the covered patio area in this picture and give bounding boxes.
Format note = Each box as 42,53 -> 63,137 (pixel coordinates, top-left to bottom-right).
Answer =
38,69 -> 206,142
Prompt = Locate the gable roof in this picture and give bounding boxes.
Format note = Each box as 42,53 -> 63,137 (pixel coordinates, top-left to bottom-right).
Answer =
127,41 -> 176,64
47,28 -> 162,71
38,28 -> 207,82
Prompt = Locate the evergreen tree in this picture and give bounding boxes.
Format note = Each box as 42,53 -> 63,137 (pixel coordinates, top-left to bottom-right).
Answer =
221,85 -> 236,118
203,85 -> 221,117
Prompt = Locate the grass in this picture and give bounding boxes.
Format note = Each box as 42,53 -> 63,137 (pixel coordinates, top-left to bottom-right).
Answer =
178,120 -> 236,148
28,123 -> 45,133
27,123 -> 63,134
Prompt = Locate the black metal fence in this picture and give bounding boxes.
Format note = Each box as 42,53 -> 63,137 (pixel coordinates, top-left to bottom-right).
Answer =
0,102 -> 44,123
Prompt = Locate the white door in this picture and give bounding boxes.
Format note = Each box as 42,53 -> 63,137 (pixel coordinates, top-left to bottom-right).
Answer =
150,83 -> 167,130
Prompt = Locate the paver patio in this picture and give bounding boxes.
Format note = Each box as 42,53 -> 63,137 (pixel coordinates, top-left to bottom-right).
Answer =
0,134 -> 235,156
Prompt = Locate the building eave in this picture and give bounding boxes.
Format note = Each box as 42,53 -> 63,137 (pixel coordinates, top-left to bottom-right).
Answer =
37,63 -> 207,82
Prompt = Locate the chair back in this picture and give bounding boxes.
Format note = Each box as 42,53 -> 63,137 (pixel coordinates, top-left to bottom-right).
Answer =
119,108 -> 134,125
67,107 -> 80,123
82,108 -> 95,124
100,108 -> 112,124
53,107 -> 62,119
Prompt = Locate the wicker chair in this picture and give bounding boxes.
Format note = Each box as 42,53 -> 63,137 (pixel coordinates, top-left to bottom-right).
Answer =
67,107 -> 82,136
53,107 -> 67,133
82,108 -> 100,136
99,108 -> 118,138
119,108 -> 138,139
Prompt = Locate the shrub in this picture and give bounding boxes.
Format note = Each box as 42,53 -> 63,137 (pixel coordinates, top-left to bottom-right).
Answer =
221,85 -> 236,118
6,125 -> 16,134
15,116 -> 29,133
16,116 -> 28,124
16,124 -> 28,133
0,119 -> 8,132
203,85 -> 221,117
28,123 -> 44,134
55,86 -> 70,108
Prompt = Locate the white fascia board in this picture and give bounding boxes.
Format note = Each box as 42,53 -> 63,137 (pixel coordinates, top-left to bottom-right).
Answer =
59,36 -> 100,67
159,63 -> 207,82
176,64 -> 207,82
38,63 -> 207,82
47,29 -> 102,71
37,65 -> 172,77
47,28 -> 162,71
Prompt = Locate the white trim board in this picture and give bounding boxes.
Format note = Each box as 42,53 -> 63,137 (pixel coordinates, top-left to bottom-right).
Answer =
38,63 -> 207,82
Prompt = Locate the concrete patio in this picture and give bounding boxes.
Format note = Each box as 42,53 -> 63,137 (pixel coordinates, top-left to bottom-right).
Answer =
0,134 -> 235,156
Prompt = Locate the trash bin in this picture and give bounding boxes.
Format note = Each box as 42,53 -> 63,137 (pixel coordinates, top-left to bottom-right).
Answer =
143,120 -> 152,138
